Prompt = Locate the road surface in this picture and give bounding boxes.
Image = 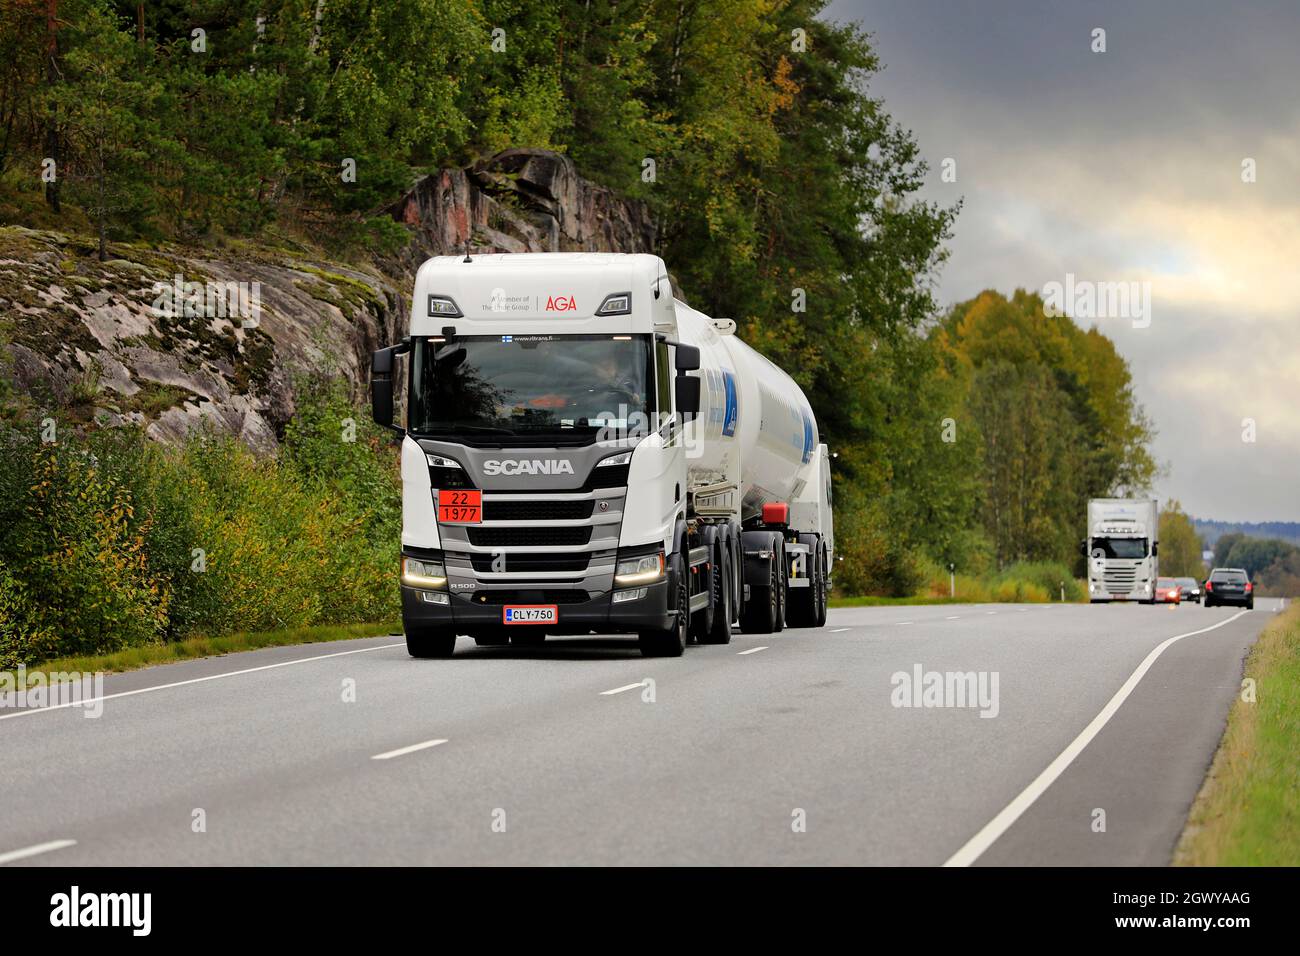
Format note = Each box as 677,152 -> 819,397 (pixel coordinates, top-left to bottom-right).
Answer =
0,599 -> 1279,866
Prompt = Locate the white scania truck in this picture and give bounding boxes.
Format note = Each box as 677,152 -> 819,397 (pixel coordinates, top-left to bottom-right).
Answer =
370,252 -> 833,657
1083,498 -> 1159,603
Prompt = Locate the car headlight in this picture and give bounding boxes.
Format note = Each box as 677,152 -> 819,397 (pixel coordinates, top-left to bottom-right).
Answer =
614,550 -> 664,585
402,556 -> 447,589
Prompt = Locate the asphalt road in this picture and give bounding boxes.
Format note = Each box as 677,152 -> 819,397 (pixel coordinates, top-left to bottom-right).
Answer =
0,599 -> 1280,866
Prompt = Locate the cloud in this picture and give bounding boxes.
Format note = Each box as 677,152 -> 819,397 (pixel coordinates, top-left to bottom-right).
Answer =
829,0 -> 1300,519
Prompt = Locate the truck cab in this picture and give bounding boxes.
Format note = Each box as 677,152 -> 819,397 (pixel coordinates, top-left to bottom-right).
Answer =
371,253 -> 832,657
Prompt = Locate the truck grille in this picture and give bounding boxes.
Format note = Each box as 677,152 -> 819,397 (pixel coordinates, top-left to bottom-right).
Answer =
481,499 -> 595,521
469,553 -> 590,573
1104,568 -> 1137,590
468,526 -> 592,547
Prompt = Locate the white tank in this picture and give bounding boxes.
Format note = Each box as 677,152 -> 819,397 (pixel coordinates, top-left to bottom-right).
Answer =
674,302 -> 818,517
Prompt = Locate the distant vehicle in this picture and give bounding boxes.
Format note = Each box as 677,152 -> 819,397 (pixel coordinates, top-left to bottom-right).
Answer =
1175,576 -> 1201,603
1084,498 -> 1159,603
1203,568 -> 1254,609
1155,577 -> 1182,604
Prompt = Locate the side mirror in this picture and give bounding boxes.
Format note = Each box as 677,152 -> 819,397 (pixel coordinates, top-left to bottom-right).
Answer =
1151,543 -> 1159,556
371,344 -> 404,434
675,375 -> 701,420
1079,539 -> 1088,556
675,343 -> 700,372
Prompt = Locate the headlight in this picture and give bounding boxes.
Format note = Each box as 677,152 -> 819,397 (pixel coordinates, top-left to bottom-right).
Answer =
614,551 -> 664,585
596,292 -> 632,316
427,295 -> 463,317
402,556 -> 447,589
597,451 -> 632,467
426,454 -> 461,468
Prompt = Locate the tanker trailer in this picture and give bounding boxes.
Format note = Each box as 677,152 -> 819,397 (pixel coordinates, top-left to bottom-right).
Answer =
369,252 -> 834,658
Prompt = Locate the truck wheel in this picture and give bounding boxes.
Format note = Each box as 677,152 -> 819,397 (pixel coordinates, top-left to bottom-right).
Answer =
812,545 -> 829,627
773,537 -> 787,633
787,533 -> 824,628
698,541 -> 733,645
690,542 -> 717,644
406,626 -> 457,658
640,554 -> 688,657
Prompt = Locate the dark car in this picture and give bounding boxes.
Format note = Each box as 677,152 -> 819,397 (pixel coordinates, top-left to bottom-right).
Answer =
1176,576 -> 1202,603
1204,568 -> 1254,609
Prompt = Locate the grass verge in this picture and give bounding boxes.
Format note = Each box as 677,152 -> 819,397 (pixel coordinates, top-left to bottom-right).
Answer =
5,621 -> 400,687
1175,602 -> 1299,865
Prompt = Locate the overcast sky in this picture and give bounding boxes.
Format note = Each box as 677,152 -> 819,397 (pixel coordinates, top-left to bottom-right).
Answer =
826,0 -> 1300,522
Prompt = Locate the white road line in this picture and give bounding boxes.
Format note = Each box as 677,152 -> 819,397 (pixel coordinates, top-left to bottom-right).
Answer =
600,681 -> 646,696
831,627 -> 850,633
371,738 -> 448,761
945,616 -> 960,620
737,646 -> 768,655
896,621 -> 913,626
942,609 -> 1251,867
0,640 -> 405,722
986,611 -> 998,615
0,839 -> 77,865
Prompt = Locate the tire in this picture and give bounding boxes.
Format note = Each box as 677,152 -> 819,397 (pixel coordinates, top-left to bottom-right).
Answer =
773,537 -> 787,633
690,529 -> 719,644
640,554 -> 688,657
406,626 -> 457,658
1205,598 -> 1214,608
1247,598 -> 1254,610
787,535 -> 828,629
698,540 -> 733,645
812,545 -> 829,628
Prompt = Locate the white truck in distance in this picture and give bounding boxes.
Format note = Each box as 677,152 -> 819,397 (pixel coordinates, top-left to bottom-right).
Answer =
1084,498 -> 1159,604
370,252 -> 834,657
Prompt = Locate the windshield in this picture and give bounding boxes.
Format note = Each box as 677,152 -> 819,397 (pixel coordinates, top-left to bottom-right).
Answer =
409,334 -> 654,441
1210,569 -> 1247,582
1176,578 -> 1198,587
1158,578 -> 1177,588
1090,537 -> 1148,559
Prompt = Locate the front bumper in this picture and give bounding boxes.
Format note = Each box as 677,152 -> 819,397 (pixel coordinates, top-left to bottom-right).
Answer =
402,579 -> 672,635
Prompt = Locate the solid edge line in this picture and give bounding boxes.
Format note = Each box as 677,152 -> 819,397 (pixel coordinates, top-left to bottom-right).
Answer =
942,609 -> 1251,867
0,641 -> 404,722
371,738 -> 448,761
0,839 -> 77,865
737,646 -> 769,655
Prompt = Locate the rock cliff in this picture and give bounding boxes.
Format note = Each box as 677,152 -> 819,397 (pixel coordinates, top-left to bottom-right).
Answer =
0,149 -> 656,450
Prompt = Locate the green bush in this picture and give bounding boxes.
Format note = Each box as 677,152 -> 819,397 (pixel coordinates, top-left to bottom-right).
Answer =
0,381 -> 400,667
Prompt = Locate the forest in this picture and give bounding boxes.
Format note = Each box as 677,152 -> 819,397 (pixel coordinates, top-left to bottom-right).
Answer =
0,1 -> 1166,663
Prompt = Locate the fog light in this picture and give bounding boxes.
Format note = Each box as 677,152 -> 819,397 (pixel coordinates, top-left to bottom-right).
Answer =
421,591 -> 450,605
613,587 -> 648,604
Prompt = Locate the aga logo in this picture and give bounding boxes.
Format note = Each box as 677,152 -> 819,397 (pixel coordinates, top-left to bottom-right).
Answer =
545,295 -> 577,311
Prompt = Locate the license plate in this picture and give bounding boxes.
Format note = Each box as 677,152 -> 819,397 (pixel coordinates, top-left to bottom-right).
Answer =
503,605 -> 557,625
438,489 -> 482,524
